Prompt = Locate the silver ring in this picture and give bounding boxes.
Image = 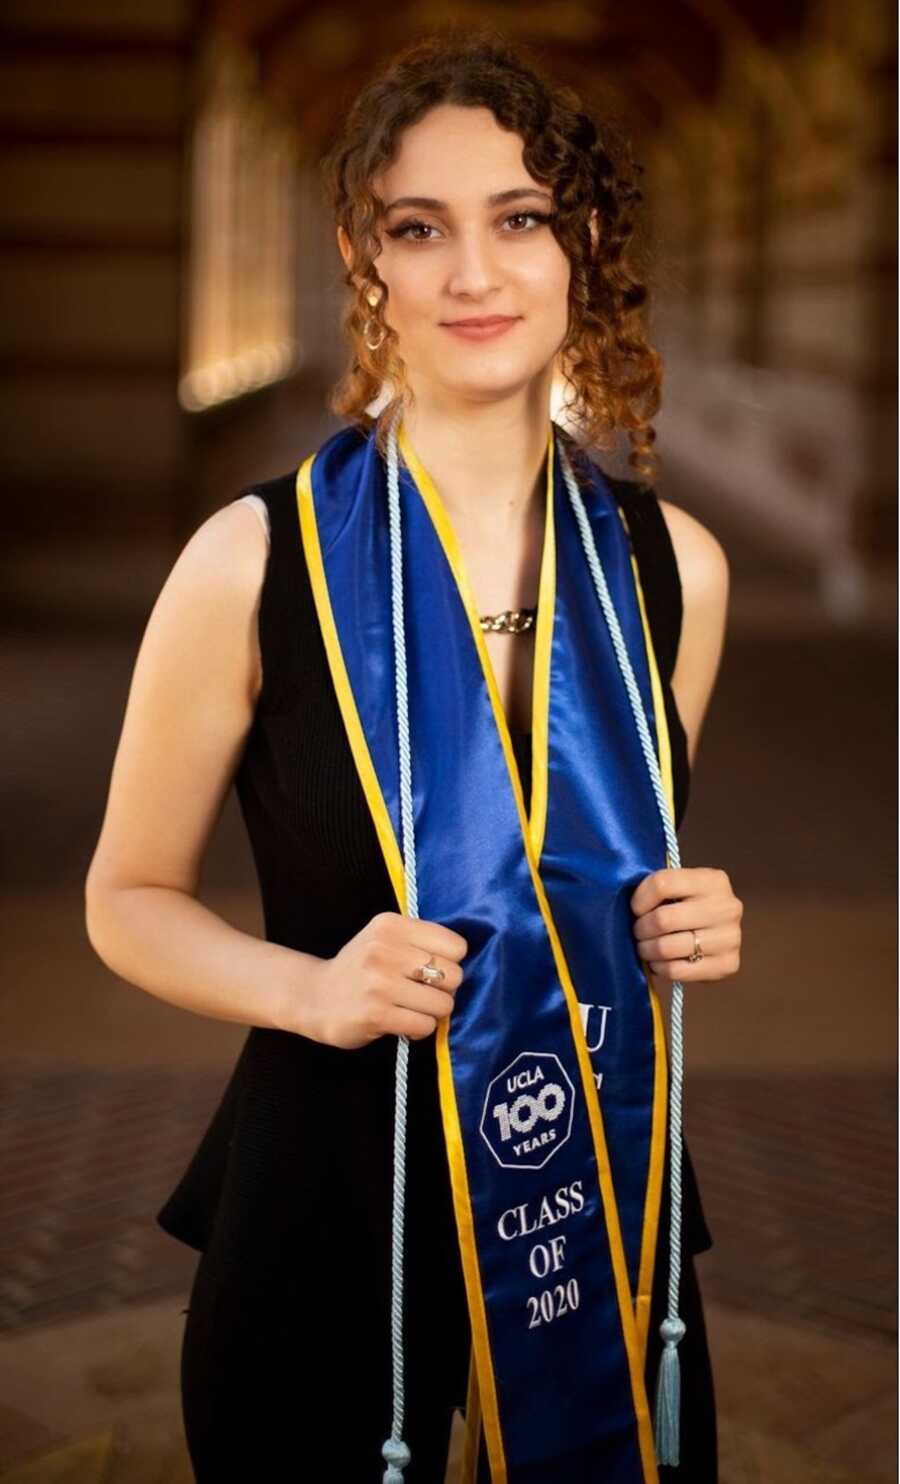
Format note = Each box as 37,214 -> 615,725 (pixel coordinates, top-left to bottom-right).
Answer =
413,955 -> 445,985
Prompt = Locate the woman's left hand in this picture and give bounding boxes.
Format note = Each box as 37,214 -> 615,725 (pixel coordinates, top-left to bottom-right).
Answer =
629,866 -> 743,982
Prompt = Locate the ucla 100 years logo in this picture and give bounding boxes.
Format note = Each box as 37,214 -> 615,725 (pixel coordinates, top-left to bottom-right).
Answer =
480,1051 -> 575,1170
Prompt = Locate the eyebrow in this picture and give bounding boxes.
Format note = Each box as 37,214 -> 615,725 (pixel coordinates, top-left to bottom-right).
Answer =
383,187 -> 553,212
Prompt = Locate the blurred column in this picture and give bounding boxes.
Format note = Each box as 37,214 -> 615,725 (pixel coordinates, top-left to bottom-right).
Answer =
647,0 -> 896,628
0,0 -> 195,621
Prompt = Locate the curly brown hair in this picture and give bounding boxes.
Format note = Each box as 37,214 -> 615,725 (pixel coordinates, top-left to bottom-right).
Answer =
321,29 -> 663,485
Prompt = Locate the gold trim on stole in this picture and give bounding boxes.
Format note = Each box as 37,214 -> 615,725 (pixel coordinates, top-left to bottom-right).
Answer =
398,425 -> 659,1484
618,505 -> 675,1364
297,450 -> 507,1475
463,505 -> 676,1476
295,438 -> 674,1484
296,451 -> 408,906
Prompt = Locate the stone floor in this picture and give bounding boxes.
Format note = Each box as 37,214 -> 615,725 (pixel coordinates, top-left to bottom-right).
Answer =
0,1057 -> 894,1348
0,1294 -> 894,1483
0,484 -> 895,1480
0,1054 -> 895,1481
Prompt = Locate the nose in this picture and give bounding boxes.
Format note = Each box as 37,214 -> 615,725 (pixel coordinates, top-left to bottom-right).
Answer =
445,227 -> 502,301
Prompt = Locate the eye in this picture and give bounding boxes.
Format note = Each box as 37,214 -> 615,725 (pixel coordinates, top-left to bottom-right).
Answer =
385,210 -> 553,243
386,217 -> 442,242
503,211 -> 552,232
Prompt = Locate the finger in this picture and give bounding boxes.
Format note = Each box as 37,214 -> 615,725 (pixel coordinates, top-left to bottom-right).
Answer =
630,866 -> 722,915
635,924 -> 735,962
632,895 -> 736,941
380,1004 -> 441,1040
647,951 -> 737,981
394,945 -> 463,993
405,916 -> 470,962
393,979 -> 457,1021
629,868 -> 695,914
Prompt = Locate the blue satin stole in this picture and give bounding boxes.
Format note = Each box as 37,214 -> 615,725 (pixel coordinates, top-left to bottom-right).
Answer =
296,421 -> 673,1484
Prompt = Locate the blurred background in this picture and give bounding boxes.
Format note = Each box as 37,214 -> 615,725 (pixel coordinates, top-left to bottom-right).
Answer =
0,1 -> 896,1481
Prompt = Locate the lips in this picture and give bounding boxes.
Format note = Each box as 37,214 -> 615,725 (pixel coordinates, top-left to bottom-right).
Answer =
440,315 -> 521,341
443,316 -> 518,327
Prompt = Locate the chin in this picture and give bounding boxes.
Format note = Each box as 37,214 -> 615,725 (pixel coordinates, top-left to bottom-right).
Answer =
437,362 -> 551,405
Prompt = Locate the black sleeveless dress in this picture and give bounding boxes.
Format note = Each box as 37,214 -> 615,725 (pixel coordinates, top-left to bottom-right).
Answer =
164,456 -> 718,1482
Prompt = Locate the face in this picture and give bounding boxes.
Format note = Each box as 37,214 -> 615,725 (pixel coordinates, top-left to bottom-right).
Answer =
339,103 -> 571,407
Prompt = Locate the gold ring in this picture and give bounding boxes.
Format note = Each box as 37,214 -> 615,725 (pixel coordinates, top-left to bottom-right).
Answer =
686,930 -> 704,964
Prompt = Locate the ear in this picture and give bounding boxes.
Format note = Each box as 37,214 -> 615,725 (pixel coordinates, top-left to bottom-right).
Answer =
336,224 -> 355,275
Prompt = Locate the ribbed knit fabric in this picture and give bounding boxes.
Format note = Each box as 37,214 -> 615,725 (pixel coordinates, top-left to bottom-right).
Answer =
157,452 -> 713,1325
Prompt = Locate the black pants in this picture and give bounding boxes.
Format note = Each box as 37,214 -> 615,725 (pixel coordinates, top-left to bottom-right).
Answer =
180,1239 -> 717,1481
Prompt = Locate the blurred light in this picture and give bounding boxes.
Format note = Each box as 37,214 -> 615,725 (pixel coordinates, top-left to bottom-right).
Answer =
179,39 -> 299,415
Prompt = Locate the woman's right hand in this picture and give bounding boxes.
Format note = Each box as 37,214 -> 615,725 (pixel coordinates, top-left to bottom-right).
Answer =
303,911 -> 469,1050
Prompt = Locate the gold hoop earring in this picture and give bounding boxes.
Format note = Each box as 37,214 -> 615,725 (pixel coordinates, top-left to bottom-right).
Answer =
363,316 -> 386,352
361,281 -> 386,352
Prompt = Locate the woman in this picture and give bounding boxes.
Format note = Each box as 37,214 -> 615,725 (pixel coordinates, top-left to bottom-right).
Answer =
85,33 -> 740,1484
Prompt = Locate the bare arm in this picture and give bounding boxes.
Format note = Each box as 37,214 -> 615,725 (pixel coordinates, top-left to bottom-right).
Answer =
84,500 -> 469,1050
84,501 -> 325,1037
657,499 -> 730,770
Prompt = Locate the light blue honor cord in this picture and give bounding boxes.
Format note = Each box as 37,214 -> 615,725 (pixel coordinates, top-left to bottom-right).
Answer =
559,440 -> 687,1468
379,416 -> 686,1481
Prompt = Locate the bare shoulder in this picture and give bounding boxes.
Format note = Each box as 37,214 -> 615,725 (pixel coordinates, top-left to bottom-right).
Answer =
85,500 -> 270,901
175,499 -> 268,594
656,498 -> 730,606
147,499 -> 269,710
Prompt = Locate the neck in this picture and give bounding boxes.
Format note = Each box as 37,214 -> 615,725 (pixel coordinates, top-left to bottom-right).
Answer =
397,376 -> 554,536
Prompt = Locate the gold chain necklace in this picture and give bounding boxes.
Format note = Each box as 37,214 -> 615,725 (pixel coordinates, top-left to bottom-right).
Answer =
478,606 -> 537,633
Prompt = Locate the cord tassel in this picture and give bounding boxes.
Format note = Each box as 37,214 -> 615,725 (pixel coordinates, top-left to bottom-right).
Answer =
381,1438 -> 412,1482
653,1315 -> 685,1464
